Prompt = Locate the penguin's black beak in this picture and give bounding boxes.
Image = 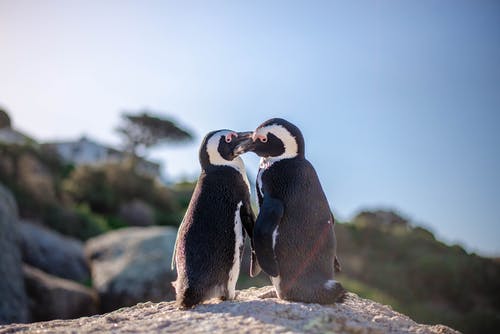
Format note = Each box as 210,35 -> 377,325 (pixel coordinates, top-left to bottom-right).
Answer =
233,131 -> 254,156
234,132 -> 256,155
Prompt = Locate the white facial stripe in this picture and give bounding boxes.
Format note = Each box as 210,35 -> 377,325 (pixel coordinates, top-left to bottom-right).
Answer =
206,130 -> 251,193
206,130 -> 232,166
255,124 -> 298,161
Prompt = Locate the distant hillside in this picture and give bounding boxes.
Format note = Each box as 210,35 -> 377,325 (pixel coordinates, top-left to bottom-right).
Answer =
336,211 -> 500,333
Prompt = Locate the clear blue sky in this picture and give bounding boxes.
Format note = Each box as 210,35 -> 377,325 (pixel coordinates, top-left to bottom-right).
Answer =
1,1 -> 499,256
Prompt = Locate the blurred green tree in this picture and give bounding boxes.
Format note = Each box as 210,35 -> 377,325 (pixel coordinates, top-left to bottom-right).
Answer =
0,108 -> 12,128
116,111 -> 193,158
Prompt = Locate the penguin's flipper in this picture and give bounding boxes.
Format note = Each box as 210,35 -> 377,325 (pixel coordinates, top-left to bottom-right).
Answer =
250,250 -> 262,277
254,195 -> 284,277
330,211 -> 336,225
334,256 -> 342,273
171,232 -> 178,271
329,211 -> 341,273
240,200 -> 262,277
171,217 -> 185,271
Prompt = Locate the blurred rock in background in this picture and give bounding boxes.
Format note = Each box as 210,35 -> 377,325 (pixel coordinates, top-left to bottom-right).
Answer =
85,226 -> 177,313
17,220 -> 90,283
23,265 -> 98,321
0,184 -> 30,324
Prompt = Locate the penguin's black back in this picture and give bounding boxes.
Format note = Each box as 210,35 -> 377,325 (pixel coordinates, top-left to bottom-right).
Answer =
260,157 -> 336,291
176,166 -> 249,299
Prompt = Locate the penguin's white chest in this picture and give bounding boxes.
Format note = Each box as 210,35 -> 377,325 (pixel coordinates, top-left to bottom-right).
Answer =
227,201 -> 244,299
257,158 -> 275,198
257,169 -> 264,198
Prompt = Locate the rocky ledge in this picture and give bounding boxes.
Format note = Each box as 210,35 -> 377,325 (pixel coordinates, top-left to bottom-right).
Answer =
0,286 -> 459,334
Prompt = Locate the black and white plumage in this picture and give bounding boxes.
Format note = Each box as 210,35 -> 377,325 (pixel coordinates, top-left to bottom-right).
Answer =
172,129 -> 260,308
236,118 -> 345,304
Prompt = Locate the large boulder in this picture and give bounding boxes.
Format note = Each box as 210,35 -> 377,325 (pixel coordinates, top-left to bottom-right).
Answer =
17,220 -> 90,283
0,286 -> 459,333
23,265 -> 98,321
85,226 -> 177,313
0,184 -> 30,324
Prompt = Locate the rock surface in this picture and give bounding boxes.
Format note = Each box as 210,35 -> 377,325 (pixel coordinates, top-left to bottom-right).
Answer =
22,265 -> 98,322
85,226 -> 177,313
0,286 -> 459,334
0,184 -> 30,324
17,220 -> 90,283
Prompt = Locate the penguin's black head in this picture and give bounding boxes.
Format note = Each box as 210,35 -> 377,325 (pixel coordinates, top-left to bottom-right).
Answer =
236,118 -> 305,160
199,129 -> 253,171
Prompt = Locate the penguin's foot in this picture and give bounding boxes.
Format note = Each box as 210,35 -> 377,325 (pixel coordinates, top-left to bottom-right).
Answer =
176,287 -> 204,309
175,301 -> 196,310
326,280 -> 347,303
258,289 -> 278,299
282,280 -> 346,304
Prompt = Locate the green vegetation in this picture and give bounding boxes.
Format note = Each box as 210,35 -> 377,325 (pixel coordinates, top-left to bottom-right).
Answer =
0,142 -> 192,240
63,162 -> 179,215
0,108 -> 12,128
0,143 -> 67,218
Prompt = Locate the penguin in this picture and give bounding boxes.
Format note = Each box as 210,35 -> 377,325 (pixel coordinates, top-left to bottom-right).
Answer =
235,118 -> 345,304
171,129 -> 261,308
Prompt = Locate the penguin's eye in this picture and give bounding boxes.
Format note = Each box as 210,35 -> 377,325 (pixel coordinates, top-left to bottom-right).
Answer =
225,132 -> 236,143
260,136 -> 268,143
